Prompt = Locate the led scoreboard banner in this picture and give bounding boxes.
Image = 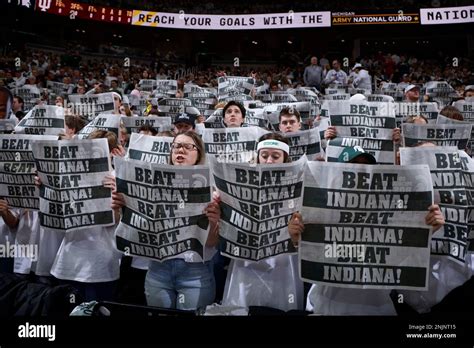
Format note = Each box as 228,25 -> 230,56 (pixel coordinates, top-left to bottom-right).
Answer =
33,2 -> 473,28
35,0 -> 132,24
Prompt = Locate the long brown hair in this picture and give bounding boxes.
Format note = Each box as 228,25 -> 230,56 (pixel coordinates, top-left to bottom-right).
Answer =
121,104 -> 133,116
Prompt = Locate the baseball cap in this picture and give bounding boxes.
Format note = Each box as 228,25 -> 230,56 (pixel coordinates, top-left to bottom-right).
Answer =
350,93 -> 367,101
465,85 -> 474,92
338,146 -> 376,164
404,84 -> 419,93
352,63 -> 362,70
174,112 -> 196,127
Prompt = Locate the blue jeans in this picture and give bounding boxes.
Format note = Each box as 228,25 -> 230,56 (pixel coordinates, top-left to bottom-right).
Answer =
145,259 -> 215,311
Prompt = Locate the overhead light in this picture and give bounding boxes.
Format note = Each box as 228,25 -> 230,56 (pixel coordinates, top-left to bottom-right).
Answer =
287,40 -> 293,44
166,39 -> 170,42
252,41 -> 258,45
341,39 -> 345,43
201,40 -> 205,43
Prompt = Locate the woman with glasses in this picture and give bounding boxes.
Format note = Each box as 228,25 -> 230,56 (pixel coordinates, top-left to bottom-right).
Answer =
113,131 -> 220,310
145,131 -> 220,310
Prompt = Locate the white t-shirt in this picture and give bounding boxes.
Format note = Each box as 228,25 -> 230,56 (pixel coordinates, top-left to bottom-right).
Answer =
222,254 -> 304,311
8,112 -> 19,124
33,227 -> 64,277
13,210 -> 39,275
400,254 -> 473,313
306,284 -> 396,315
470,253 -> 474,275
131,257 -> 150,271
353,69 -> 372,91
51,225 -> 121,283
0,208 -> 19,246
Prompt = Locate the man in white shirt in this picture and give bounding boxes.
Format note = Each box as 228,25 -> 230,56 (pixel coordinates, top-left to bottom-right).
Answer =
11,71 -> 26,89
62,76 -> 75,95
463,85 -> 474,98
404,84 -> 421,102
349,63 -> 372,92
323,60 -> 348,86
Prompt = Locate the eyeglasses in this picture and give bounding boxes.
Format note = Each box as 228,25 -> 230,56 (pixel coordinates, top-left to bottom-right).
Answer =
171,142 -> 198,151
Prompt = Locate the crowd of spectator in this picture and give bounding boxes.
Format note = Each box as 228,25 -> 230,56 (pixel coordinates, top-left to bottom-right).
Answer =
1,46 -> 472,100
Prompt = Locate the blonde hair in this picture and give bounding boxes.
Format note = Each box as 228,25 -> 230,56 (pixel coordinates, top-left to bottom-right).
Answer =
214,101 -> 226,110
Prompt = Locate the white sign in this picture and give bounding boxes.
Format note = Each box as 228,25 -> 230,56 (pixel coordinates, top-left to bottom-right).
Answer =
132,11 -> 331,30
420,6 -> 474,25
